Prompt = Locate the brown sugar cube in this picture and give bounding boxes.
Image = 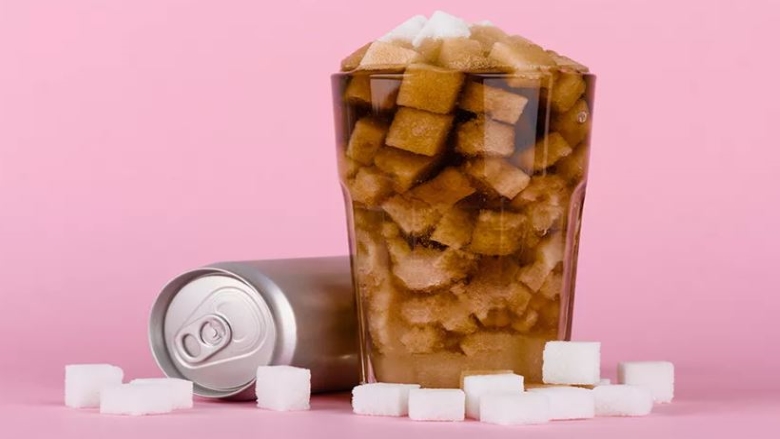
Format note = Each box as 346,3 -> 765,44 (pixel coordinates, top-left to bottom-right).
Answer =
459,82 -> 529,125
511,175 -> 568,207
463,157 -> 530,199
337,149 -> 360,179
353,208 -> 385,231
469,210 -> 529,256
397,63 -> 465,114
400,293 -> 478,335
460,332 -> 521,357
459,369 -> 514,389
462,258 -> 533,322
367,278 -> 406,355
479,308 -> 513,328
547,50 -> 589,72
550,72 -> 586,113
341,42 -> 371,71
529,132 -> 573,171
348,167 -> 394,207
346,117 -> 387,165
386,107 -> 454,157
526,202 -> 566,233
489,38 -> 557,70
556,143 -> 589,183
437,38 -> 494,71
539,271 -> 563,300
416,38 -> 443,63
390,246 -> 477,292
381,194 -> 441,236
504,70 -> 553,90
409,167 -> 476,209
455,117 -> 516,157
519,232 -> 565,291
358,41 -> 422,70
551,99 -> 591,147
374,146 -> 439,193
538,297 -> 561,328
431,208 -> 476,249
353,228 -> 389,290
511,309 -> 539,333
400,326 -> 445,354
469,25 -> 508,53
345,75 -> 401,111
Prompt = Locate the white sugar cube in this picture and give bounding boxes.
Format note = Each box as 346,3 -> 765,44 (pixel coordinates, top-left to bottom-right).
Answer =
543,341 -> 601,385
130,378 -> 193,409
352,383 -> 420,416
408,389 -> 465,422
593,385 -> 653,416
527,387 -> 595,420
598,378 -> 611,386
618,361 -> 674,403
100,384 -> 173,416
65,364 -> 124,408
412,11 -> 471,48
378,15 -> 427,44
463,373 -> 524,420
480,392 -> 551,425
255,366 -> 311,411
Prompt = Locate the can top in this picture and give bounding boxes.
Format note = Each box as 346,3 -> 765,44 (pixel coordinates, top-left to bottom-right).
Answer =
149,270 -> 279,398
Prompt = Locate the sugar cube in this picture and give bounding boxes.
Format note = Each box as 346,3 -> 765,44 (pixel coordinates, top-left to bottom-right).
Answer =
527,386 -> 595,420
550,72 -> 586,113
346,117 -> 387,165
529,132 -> 572,171
542,341 -> 601,385
431,208 -> 475,249
463,157 -> 530,199
359,41 -> 421,70
455,117 -> 516,157
348,167 -> 394,207
65,364 -> 124,408
255,366 -> 311,411
352,383 -> 421,416
463,373 -> 524,419
341,43 -> 371,71
469,210 -> 528,256
437,38 -> 494,71
459,82 -> 529,125
130,378 -> 193,409
408,389 -> 465,422
409,167 -> 475,209
378,15 -> 427,45
381,194 -> 441,235
593,385 -> 653,416
100,384 -> 173,416
389,245 -> 476,291
598,378 -> 612,386
618,361 -> 675,403
386,107 -> 453,156
373,146 -> 439,193
412,11 -> 471,48
551,99 -> 591,147
400,326 -> 445,354
459,370 -> 513,389
479,392 -> 551,425
397,63 -> 464,114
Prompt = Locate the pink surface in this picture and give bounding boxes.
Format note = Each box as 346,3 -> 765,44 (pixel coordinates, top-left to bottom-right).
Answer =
1,0 -> 779,436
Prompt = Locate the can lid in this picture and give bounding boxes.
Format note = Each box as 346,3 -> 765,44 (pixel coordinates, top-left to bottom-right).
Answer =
149,270 -> 277,398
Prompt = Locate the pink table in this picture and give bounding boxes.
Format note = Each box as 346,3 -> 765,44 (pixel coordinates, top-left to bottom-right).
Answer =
3,376 -> 778,438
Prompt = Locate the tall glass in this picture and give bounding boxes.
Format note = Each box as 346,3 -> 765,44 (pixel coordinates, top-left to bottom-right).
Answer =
332,68 -> 595,387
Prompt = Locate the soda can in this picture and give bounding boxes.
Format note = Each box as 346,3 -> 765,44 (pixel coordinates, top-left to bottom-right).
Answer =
149,256 -> 359,400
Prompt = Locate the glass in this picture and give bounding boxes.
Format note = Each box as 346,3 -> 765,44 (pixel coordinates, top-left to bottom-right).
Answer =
331,68 -> 595,388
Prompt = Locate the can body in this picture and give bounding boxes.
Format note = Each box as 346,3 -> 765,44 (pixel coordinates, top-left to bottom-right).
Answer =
332,70 -> 595,388
149,256 -> 359,400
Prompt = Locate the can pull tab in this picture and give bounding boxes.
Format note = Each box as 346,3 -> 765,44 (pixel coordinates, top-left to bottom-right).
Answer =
174,314 -> 232,365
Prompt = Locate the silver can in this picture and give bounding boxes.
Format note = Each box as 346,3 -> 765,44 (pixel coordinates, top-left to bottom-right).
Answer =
149,256 -> 359,400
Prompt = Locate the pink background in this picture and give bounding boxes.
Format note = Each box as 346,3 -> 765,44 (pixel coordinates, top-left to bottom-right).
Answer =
1,0 -> 778,436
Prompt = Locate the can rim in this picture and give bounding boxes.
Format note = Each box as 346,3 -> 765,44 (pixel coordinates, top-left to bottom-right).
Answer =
148,265 -> 298,399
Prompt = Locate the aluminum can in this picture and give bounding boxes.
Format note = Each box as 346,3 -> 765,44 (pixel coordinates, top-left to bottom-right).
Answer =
149,256 -> 359,400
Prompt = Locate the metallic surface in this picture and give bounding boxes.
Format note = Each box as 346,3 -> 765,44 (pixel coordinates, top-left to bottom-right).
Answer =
149,256 -> 359,400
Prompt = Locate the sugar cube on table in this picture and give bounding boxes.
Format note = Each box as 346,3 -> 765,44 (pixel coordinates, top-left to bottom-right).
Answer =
100,384 -> 173,416
256,366 -> 311,411
618,361 -> 675,403
593,385 -> 653,417
527,386 -> 595,420
542,341 -> 601,385
130,378 -> 193,409
408,389 -> 465,422
480,392 -> 551,425
598,378 -> 612,386
65,364 -> 124,408
352,383 -> 421,417
463,373 -> 524,420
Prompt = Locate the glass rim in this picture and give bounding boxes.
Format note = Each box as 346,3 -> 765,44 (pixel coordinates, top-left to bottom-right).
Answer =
331,70 -> 595,79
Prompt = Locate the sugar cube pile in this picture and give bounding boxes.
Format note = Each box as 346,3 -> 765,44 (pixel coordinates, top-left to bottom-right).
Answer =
408,389 -> 465,421
479,392 -> 551,425
352,383 -> 421,416
100,384 -> 174,416
65,364 -> 124,408
130,378 -> 193,409
256,365 -> 311,411
618,361 -> 675,403
463,373 -> 524,419
593,384 -> 654,416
